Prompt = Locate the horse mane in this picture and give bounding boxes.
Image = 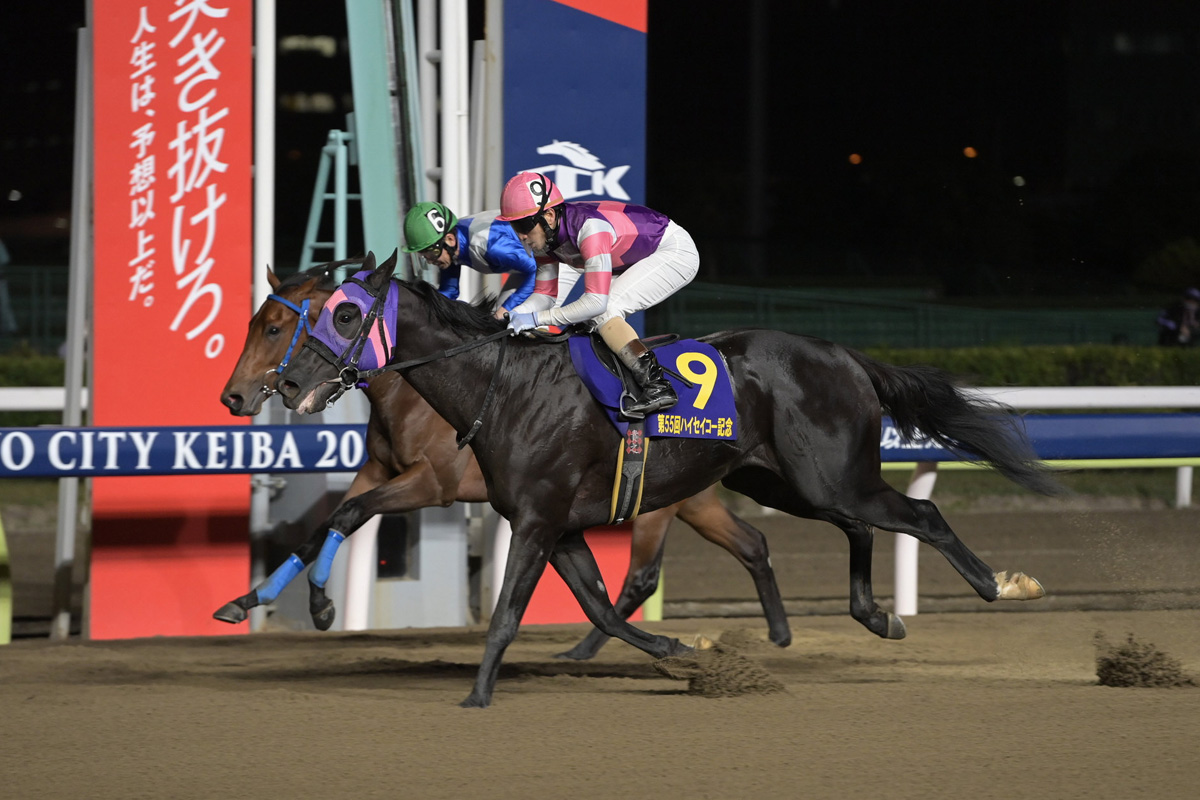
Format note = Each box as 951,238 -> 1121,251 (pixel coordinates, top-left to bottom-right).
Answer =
401,279 -> 506,335
278,258 -> 366,293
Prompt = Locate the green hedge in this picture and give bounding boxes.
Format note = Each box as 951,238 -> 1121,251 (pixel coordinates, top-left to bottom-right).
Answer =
859,345 -> 1200,386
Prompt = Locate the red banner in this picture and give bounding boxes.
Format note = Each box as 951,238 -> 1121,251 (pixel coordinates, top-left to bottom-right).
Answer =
91,1 -> 253,638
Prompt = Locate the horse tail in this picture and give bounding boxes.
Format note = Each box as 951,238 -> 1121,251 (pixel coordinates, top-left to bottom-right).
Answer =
846,349 -> 1063,496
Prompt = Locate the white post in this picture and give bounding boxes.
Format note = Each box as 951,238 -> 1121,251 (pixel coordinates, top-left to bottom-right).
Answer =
440,0 -> 474,300
342,515 -> 380,631
1175,466 -> 1193,509
489,516 -> 512,618
253,0 -> 275,307
895,461 -> 939,617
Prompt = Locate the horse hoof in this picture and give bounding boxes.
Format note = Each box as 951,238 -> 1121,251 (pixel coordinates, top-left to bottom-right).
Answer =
554,647 -> 596,661
770,630 -> 793,648
665,637 -> 694,657
995,570 -> 1045,600
213,603 -> 247,624
459,693 -> 491,709
311,601 -> 336,631
885,613 -> 907,639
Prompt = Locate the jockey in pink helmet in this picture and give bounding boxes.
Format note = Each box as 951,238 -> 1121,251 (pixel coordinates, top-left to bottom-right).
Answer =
497,171 -> 700,420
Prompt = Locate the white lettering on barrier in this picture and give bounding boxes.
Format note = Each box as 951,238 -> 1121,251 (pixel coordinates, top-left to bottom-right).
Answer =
97,431 -> 127,469
80,432 -> 94,470
0,432 -> 34,471
130,431 -> 158,469
250,431 -> 273,469
173,431 -> 202,469
880,426 -> 946,451
315,430 -> 365,469
205,430 -> 227,468
49,431 -> 76,470
272,433 -> 302,470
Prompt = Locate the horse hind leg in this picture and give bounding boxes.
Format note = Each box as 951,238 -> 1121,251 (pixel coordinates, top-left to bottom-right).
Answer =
855,486 -> 1044,603
674,487 -> 791,647
825,515 -> 906,639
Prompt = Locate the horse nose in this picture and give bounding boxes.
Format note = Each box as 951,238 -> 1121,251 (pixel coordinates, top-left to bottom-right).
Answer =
222,393 -> 244,414
277,378 -> 300,400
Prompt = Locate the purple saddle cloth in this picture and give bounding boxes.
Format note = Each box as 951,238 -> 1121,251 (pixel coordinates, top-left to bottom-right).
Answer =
568,334 -> 737,440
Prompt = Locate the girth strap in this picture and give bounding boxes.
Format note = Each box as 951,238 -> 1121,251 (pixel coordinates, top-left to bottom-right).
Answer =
609,422 -> 649,524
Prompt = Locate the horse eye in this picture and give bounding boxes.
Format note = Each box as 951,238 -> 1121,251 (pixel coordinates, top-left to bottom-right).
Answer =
333,302 -> 361,335
265,325 -> 281,337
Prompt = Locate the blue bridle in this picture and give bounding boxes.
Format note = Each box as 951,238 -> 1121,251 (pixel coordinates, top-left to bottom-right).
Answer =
267,293 -> 314,375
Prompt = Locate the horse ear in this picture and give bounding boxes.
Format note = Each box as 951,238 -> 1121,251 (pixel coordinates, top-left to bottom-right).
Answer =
363,251 -> 378,272
266,266 -> 281,290
364,250 -> 398,293
378,248 -> 399,278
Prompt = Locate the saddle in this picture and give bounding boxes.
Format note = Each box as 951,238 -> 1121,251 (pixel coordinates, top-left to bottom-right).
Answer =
565,329 -> 739,523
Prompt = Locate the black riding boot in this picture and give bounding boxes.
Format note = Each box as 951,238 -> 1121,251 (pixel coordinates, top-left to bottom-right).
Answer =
623,349 -> 678,419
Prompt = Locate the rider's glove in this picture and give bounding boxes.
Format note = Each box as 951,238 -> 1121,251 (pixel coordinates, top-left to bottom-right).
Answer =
507,310 -> 538,334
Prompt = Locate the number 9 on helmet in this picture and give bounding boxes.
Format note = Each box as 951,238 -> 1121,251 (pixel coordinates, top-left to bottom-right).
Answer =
497,172 -> 565,221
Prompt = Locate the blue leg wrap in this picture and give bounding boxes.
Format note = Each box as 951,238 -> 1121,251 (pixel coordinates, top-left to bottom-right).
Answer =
310,530 -> 346,589
255,554 -> 304,604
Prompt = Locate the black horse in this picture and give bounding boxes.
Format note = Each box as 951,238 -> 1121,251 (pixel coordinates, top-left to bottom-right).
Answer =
277,250 -> 1058,708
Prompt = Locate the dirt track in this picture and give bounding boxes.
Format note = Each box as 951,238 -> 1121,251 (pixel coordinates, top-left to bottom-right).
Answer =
2,610 -> 1198,799
3,503 -> 1199,798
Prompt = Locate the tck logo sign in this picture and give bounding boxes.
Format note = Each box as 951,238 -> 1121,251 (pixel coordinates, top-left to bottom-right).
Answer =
525,141 -> 631,201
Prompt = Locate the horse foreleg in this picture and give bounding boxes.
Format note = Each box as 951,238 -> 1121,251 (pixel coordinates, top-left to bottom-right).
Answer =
304,460 -> 453,629
461,529 -> 552,709
548,530 -> 691,661
675,487 -> 792,647
555,507 -> 675,661
217,460 -> 412,628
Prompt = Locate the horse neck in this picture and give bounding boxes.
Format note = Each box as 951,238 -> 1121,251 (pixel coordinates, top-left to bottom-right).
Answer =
384,289 -> 504,434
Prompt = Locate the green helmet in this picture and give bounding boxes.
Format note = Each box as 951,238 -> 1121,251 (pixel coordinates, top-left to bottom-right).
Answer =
401,202 -> 458,253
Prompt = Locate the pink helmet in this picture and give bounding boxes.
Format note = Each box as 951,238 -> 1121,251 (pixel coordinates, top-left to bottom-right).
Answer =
497,172 -> 565,221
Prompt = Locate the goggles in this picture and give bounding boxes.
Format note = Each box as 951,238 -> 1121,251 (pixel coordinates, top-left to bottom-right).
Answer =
510,215 -> 540,235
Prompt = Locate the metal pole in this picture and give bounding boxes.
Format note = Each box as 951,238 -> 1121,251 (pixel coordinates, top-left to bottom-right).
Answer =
419,0 -> 439,201
469,39 -> 486,213
335,132 -> 349,261
53,26 -> 94,641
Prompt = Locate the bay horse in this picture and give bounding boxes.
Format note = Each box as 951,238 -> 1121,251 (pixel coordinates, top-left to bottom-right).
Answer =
215,259 -> 800,658
275,250 -> 1058,708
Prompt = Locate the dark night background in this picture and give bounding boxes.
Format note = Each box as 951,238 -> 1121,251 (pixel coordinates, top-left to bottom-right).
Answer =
3,0 -> 1200,308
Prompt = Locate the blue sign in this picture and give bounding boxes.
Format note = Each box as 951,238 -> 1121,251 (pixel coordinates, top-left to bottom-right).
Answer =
0,425 -> 367,478
503,0 -> 647,205
880,413 -> 1200,462
2,413 -> 1196,478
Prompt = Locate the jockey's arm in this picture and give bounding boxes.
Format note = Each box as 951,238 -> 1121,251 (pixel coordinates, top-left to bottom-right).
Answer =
436,262 -> 461,301
524,219 -> 614,327
487,236 -> 539,312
